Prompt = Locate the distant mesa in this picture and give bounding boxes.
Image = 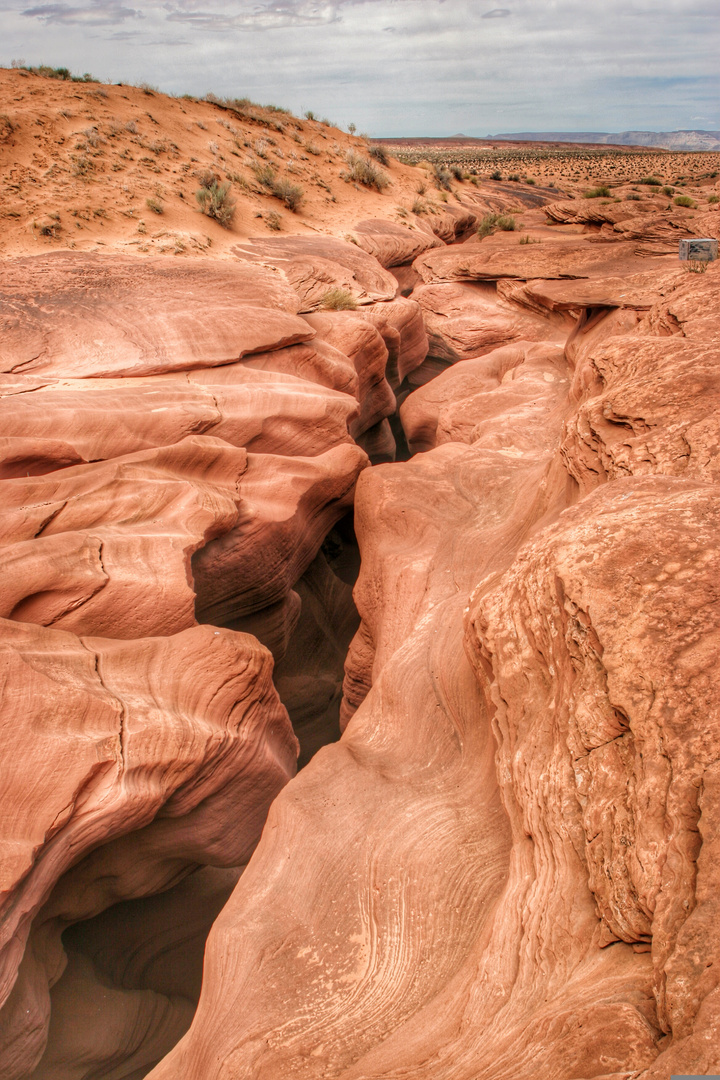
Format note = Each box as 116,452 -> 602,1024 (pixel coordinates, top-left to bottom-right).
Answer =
487,129 -> 720,152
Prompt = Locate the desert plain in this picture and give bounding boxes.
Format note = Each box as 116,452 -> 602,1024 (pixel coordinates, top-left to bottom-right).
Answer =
1,64 -> 720,1080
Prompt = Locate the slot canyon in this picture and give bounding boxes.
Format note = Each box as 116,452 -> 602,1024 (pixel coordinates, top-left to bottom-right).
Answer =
1,68 -> 720,1080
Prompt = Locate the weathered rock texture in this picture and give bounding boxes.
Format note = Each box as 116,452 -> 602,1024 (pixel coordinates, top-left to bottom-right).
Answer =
2,154 -> 719,1080
147,250 -> 720,1078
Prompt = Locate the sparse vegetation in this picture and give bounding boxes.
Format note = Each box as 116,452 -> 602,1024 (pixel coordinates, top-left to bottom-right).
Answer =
145,196 -> 163,214
662,186 -> 675,196
251,162 -> 304,210
674,194 -> 696,208
584,185 -> 611,198
708,195 -> 719,204
477,212 -> 516,238
369,144 -> 390,167
519,235 -> 541,244
639,176 -> 662,185
195,171 -> 236,227
0,114 -> 13,142
319,288 -> 358,310
432,163 -> 452,190
490,169 -> 502,181
341,151 -> 390,191
270,177 -> 304,211
14,63 -> 97,83
265,211 -> 282,230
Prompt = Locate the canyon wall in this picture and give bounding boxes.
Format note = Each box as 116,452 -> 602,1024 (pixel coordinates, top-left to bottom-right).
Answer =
1,103 -> 719,1079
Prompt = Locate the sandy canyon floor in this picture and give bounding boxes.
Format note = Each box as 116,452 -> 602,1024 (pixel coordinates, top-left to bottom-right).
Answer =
1,65 -> 720,1080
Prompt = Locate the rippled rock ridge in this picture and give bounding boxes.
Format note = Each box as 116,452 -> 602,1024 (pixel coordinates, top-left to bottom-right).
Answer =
1,68 -> 720,1080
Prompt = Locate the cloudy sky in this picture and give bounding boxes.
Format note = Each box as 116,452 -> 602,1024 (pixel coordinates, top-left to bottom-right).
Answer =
3,0 -> 719,136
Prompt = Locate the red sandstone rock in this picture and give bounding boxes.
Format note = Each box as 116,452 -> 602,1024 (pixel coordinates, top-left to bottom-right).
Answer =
192,443 -> 367,627
465,477 -> 720,1078
236,339 -> 359,397
400,341 -> 568,454
0,366 -> 356,475
412,281 -> 566,363
413,239 -> 654,284
350,218 -> 444,267
0,436 -> 244,638
0,253 -> 313,378
230,235 -> 398,311
359,297 -> 429,388
303,311 -> 396,436
0,620 -> 296,1078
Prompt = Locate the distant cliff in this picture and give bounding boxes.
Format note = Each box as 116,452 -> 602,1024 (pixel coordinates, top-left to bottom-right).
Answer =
490,129 -> 720,151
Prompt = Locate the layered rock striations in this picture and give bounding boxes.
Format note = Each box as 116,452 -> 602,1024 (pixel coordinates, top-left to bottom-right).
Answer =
1,142 -> 719,1080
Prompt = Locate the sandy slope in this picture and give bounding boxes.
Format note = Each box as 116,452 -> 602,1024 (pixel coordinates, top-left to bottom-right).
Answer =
0,67 -> 473,259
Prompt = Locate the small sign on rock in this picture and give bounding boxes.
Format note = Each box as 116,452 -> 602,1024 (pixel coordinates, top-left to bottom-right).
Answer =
679,238 -> 718,261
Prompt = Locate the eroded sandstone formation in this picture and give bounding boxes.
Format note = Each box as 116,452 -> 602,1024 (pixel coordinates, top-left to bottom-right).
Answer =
1,146 -> 719,1080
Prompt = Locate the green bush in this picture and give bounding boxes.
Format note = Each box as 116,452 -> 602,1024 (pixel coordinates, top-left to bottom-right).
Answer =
20,64 -> 96,83
319,288 -> 358,310
195,173 -> 236,227
661,186 -> 674,196
490,169 -> 502,181
639,176 -> 662,185
708,195 -> 719,204
477,212 -> 516,238
584,185 -> 611,198
674,194 -> 696,208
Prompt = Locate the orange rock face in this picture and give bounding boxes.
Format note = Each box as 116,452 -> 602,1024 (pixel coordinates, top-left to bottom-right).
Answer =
1,96 -> 719,1080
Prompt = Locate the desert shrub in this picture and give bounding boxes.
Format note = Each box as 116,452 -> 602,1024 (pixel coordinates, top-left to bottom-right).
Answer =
0,114 -> 14,142
265,211 -> 282,230
626,193 -> 641,201
639,176 -> 662,185
432,163 -> 452,190
508,173 -> 521,182
145,197 -> 163,214
270,177 -> 304,211
304,110 -> 316,121
708,194 -> 719,204
251,163 -> 304,210
342,151 -> 389,191
477,212 -> 516,238
20,64 -> 96,82
251,162 -> 276,187
369,144 -> 389,166
71,154 -> 92,177
584,185 -> 611,198
195,173 -> 236,227
519,235 -> 541,244
661,186 -> 674,196
490,169 -> 502,181
319,288 -> 358,310
411,198 -> 427,214
674,194 -> 696,208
